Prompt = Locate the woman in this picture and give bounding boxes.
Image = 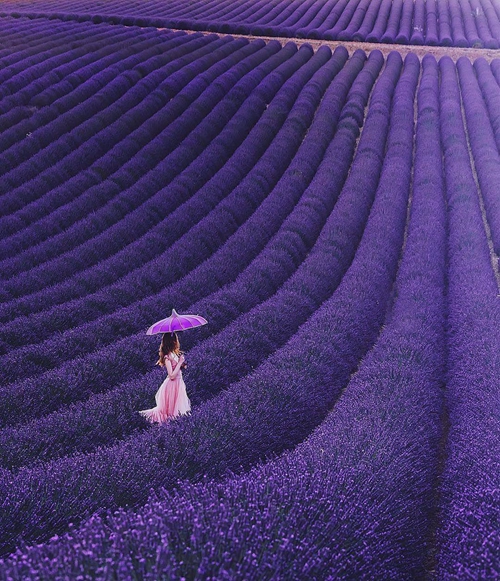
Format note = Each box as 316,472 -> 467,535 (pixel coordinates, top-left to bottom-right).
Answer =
139,332 -> 191,424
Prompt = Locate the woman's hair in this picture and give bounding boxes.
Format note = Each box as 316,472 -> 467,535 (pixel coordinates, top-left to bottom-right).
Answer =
156,332 -> 182,367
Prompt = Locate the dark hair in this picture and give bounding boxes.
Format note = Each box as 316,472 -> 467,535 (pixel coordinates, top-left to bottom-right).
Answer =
156,332 -> 182,367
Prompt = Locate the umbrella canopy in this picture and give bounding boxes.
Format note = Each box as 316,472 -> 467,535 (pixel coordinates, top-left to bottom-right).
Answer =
146,309 -> 208,335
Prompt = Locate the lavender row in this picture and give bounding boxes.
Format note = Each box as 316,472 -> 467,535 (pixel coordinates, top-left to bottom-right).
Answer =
0,16 -> 69,56
0,23 -> 132,102
434,56 -> 500,580
0,16 -> 110,70
0,50 -> 404,556
0,46 -> 343,411
457,57 -> 500,256
0,52 -> 444,581
0,19 -> 142,82
473,58 -> 500,153
179,0 -> 500,47
254,51 -> 444,579
24,28 -> 181,111
0,50 -> 381,464
2,0 -> 500,47
2,33 -> 229,199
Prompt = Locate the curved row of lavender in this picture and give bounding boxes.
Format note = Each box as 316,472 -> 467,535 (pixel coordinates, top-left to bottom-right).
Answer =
1,0 -> 500,47
1,13 -> 500,578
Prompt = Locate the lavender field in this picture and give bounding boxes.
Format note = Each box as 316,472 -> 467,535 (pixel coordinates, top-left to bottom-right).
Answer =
3,0 -> 500,47
0,4 -> 500,580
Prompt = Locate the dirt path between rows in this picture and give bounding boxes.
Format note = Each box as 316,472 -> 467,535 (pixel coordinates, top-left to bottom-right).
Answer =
168,28 -> 500,62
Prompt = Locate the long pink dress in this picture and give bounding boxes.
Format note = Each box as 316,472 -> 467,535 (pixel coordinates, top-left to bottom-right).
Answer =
139,354 -> 191,424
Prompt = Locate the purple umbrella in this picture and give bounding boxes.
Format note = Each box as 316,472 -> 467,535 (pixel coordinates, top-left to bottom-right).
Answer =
146,308 -> 208,335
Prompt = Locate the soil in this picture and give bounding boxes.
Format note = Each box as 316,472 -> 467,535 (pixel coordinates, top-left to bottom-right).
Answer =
168,28 -> 500,62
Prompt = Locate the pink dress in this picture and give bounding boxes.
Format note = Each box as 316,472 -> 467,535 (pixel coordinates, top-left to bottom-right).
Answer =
139,354 -> 191,424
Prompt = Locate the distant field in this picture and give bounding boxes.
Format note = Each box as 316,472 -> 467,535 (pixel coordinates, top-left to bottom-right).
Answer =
2,0 -> 500,46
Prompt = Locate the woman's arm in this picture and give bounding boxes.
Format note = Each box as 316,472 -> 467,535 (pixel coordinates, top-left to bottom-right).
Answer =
165,355 -> 184,380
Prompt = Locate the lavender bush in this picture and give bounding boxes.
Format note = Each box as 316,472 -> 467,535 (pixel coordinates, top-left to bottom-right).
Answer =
448,0 -> 469,46
366,0 -> 393,42
410,0 -> 426,44
381,0 -> 404,43
395,0 -> 414,43
351,0 -> 384,41
479,0 -> 500,45
456,56 -> 500,255
460,0 -> 483,47
473,58 -> 500,151
469,0 -> 498,48
437,0 -> 453,45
